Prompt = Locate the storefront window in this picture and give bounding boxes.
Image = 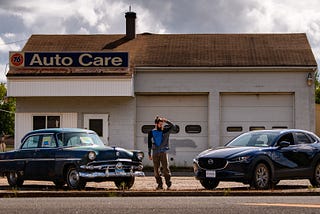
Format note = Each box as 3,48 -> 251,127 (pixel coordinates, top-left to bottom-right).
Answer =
33,115 -> 60,130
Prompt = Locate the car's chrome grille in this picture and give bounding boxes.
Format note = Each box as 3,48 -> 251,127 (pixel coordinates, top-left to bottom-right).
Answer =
198,158 -> 227,170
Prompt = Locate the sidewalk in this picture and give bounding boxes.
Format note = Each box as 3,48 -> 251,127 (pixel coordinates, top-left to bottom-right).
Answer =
0,176 -> 319,197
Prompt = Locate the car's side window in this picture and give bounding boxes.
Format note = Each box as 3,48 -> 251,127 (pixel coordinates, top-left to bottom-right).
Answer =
307,133 -> 319,143
277,133 -> 294,146
41,135 -> 57,148
21,135 -> 40,149
67,136 -> 82,147
294,132 -> 312,145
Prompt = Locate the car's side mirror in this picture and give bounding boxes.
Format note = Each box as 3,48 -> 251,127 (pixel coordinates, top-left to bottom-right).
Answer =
278,141 -> 290,148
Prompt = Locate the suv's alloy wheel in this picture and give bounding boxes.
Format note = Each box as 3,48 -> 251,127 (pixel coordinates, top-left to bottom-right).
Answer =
310,162 -> 320,187
251,163 -> 270,190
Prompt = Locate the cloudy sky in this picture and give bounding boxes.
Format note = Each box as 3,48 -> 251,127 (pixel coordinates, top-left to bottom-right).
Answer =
1,0 -> 320,82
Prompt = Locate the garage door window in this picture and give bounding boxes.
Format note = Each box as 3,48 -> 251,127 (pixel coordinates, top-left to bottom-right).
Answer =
185,125 -> 202,134
272,126 -> 288,129
141,125 -> 180,134
141,125 -> 155,134
227,127 -> 243,132
249,126 -> 265,131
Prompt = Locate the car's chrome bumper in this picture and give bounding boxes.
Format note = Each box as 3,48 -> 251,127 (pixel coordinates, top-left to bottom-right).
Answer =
79,170 -> 145,178
79,163 -> 145,178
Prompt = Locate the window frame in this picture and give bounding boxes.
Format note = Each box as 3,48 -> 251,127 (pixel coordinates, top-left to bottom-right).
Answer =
185,125 -> 202,134
293,132 -> 313,145
21,134 -> 42,149
40,134 -> 58,148
249,126 -> 266,131
141,124 -> 180,134
226,126 -> 243,132
33,115 -> 61,130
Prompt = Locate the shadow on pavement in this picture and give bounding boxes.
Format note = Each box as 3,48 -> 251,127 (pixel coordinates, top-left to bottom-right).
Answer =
0,184 -> 310,192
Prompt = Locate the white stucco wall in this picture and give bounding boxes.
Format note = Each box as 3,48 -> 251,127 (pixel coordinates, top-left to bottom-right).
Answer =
15,97 -> 136,149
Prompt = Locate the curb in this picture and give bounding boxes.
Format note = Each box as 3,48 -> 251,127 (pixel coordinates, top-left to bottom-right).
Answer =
0,190 -> 319,197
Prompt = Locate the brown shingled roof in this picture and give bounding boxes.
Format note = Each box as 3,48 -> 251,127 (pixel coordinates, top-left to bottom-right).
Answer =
8,33 -> 317,76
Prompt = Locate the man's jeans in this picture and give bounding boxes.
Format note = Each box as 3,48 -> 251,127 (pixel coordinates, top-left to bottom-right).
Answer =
152,152 -> 171,186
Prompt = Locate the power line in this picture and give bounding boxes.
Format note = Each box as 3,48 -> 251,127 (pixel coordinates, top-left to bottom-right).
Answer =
0,39 -> 28,46
0,109 -> 14,114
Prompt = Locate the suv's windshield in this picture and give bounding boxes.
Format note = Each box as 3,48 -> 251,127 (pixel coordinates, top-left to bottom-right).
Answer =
57,132 -> 105,147
226,131 -> 279,147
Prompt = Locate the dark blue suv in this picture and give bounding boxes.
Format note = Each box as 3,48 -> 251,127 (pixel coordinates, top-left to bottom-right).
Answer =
194,129 -> 320,189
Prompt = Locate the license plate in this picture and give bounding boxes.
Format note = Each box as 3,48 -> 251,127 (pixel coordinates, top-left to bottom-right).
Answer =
206,170 -> 216,178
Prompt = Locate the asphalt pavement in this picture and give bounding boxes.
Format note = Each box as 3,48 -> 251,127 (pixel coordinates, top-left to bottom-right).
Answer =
0,196 -> 320,214
0,176 -> 319,197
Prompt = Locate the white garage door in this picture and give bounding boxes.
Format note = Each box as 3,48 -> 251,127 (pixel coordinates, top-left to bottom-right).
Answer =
136,95 -> 208,167
221,93 -> 294,145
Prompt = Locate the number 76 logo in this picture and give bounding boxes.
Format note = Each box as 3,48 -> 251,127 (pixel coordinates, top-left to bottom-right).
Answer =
10,52 -> 24,67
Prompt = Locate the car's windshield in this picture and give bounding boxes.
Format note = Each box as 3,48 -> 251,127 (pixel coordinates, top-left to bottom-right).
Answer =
226,131 -> 279,147
57,132 -> 105,147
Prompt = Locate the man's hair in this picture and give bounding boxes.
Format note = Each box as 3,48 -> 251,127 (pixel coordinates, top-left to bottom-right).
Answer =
154,116 -> 163,124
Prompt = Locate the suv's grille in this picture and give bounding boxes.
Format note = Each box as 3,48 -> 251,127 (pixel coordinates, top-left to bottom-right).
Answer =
198,158 -> 227,170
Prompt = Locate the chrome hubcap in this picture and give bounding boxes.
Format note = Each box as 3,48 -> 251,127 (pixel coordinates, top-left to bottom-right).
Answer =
68,170 -> 79,187
256,165 -> 269,188
9,172 -> 18,182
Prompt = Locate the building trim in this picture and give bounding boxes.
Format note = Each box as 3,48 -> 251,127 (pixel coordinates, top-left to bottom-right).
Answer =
7,77 -> 134,97
135,66 -> 317,72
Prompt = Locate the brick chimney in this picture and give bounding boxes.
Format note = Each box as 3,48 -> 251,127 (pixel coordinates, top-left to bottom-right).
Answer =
125,10 -> 136,40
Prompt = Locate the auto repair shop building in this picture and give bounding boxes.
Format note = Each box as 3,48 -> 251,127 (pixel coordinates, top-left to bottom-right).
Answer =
7,12 -> 317,166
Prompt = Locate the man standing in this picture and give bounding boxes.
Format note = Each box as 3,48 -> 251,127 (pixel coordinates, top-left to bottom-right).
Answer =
148,116 -> 178,190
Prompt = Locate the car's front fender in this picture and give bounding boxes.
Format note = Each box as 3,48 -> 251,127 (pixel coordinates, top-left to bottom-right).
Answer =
246,155 -> 275,182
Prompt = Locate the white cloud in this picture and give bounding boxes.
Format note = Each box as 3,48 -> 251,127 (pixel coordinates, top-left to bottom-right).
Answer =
0,36 -> 21,53
0,0 -> 320,84
0,63 -> 9,83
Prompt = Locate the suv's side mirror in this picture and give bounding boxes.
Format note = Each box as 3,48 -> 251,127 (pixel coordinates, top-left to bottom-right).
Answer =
278,141 -> 290,148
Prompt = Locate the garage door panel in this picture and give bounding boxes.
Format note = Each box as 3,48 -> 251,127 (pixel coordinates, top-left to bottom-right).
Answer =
137,107 -> 208,122
221,93 -> 293,145
136,122 -> 208,137
137,95 -> 208,107
136,136 -> 208,151
222,107 -> 293,121
136,136 -> 207,166
221,122 -> 292,136
136,95 -> 208,167
221,94 -> 293,107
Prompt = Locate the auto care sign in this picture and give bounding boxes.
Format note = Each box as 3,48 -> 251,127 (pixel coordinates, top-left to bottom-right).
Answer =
9,52 -> 129,68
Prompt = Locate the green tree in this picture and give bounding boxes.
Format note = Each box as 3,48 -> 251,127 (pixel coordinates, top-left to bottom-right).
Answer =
0,83 -> 15,136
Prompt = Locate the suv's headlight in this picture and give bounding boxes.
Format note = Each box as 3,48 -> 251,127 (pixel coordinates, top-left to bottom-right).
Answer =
229,156 -> 250,163
88,151 -> 96,161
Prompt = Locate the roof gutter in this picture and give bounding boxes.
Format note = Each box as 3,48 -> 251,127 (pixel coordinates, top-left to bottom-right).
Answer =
135,66 -> 317,72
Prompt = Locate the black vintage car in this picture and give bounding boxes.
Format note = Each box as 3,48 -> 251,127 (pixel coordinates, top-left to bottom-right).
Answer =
0,128 -> 145,190
193,129 -> 320,190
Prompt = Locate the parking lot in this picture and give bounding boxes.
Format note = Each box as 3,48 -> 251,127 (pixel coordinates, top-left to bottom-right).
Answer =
0,176 -> 317,192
